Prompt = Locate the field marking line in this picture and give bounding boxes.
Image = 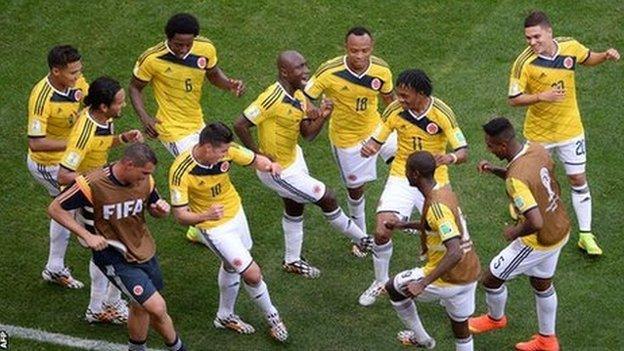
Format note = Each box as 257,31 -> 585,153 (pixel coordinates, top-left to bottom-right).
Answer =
0,323 -> 165,351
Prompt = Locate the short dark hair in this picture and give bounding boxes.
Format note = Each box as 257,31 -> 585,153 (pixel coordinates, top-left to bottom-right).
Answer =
396,69 -> 432,96
345,26 -> 372,41
406,151 -> 436,179
84,77 -> 122,109
199,122 -> 234,146
482,117 -> 516,141
47,45 -> 81,69
122,143 -> 158,166
165,13 -> 200,39
524,11 -> 551,28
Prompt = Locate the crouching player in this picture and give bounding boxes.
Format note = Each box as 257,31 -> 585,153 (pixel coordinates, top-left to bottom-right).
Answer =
385,151 -> 480,350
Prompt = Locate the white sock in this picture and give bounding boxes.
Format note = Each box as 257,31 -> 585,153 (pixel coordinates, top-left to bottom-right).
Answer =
456,336 -> 473,351
571,184 -> 592,232
165,335 -> 184,351
323,208 -> 366,242
217,265 -> 240,319
535,285 -> 557,335
243,280 -> 278,323
104,282 -> 122,305
347,194 -> 366,233
391,299 -> 432,343
88,260 -> 107,312
373,240 -> 393,282
282,213 -> 304,263
128,340 -> 146,351
45,219 -> 70,272
485,285 -> 507,320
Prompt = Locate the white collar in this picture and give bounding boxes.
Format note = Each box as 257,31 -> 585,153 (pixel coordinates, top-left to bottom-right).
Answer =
46,76 -> 71,96
86,110 -> 110,128
343,55 -> 371,79
537,39 -> 560,61
276,81 -> 296,100
408,97 -> 435,120
508,142 -> 530,166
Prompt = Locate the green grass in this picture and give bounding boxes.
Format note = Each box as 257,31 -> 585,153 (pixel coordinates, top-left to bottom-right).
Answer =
1,1 -> 623,350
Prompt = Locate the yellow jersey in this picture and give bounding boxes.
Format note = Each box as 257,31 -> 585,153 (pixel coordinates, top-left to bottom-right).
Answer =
372,98 -> 467,183
243,82 -> 307,168
509,37 -> 590,143
169,144 -> 256,229
133,37 -> 218,142
304,55 -> 393,148
60,109 -> 115,173
422,184 -> 480,286
27,76 -> 89,165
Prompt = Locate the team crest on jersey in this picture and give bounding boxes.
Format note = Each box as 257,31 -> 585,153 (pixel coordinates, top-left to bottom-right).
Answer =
133,285 -> 144,296
197,56 -> 207,69
371,78 -> 382,91
563,57 -> 574,69
220,161 -> 230,172
426,122 -> 439,134
74,89 -> 84,102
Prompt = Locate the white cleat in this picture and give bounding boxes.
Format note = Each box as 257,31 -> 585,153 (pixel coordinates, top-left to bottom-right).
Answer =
42,267 -> 84,289
270,321 -> 288,342
103,299 -> 129,324
358,280 -> 386,306
351,236 -> 374,258
397,330 -> 436,349
213,314 -> 256,334
282,259 -> 321,279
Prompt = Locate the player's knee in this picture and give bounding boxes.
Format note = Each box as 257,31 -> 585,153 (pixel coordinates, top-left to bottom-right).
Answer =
347,186 -> 364,200
241,262 -> 262,285
482,270 -> 504,289
318,189 -> 338,211
529,276 -> 552,292
385,277 -> 405,302
568,173 -> 587,187
146,299 -> 168,321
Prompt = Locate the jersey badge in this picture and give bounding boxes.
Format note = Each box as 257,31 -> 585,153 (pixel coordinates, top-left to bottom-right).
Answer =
220,161 -> 230,173
197,56 -> 207,69
133,285 -> 144,296
563,57 -> 574,69
426,122 -> 439,135
371,78 -> 381,91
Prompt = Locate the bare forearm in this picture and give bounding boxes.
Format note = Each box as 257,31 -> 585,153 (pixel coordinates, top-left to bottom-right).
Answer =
206,67 -> 233,91
233,118 -> 259,153
488,165 -> 507,179
129,85 -> 151,122
300,117 -> 328,141
508,93 -> 541,107
57,168 -> 77,186
28,137 -> 66,152
48,202 -> 91,241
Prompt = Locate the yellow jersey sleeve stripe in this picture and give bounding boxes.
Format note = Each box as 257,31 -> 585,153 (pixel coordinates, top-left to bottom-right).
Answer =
371,56 -> 389,68
382,101 -> 402,120
195,36 -> 214,44
137,43 -> 167,67
261,86 -> 283,109
171,155 -> 194,186
512,47 -> 534,79
34,85 -> 52,116
555,36 -> 574,43
431,203 -> 444,221
433,100 -> 458,128
76,120 -> 94,150
314,57 -> 343,77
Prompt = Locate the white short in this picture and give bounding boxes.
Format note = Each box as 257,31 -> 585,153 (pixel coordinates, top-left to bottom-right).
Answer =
161,131 -> 201,157
331,132 -> 398,188
256,146 -> 326,204
489,236 -> 568,281
198,208 -> 253,274
541,134 -> 586,175
27,155 -> 60,197
376,176 -> 425,221
393,267 -> 477,322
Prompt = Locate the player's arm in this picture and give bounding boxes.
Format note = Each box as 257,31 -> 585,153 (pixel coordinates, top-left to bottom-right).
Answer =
503,207 -> 543,241
27,91 -> 66,152
361,116 -> 393,157
47,180 -> 107,250
111,130 -> 144,147
206,66 -> 245,97
128,76 -> 160,139
28,137 -> 66,152
477,160 -> 507,179
250,153 -> 281,176
57,166 -> 78,186
508,89 -> 564,106
233,115 -> 260,153
581,48 -> 620,66
146,180 -> 170,218
300,98 -> 333,141
435,147 -> 468,166
172,205 -> 225,225
503,177 -> 543,241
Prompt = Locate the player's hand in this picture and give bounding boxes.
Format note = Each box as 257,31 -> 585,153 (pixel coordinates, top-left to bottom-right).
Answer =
537,88 -> 565,103
267,162 -> 282,177
150,199 -> 170,216
122,129 -> 144,143
85,234 -> 108,251
503,225 -> 519,241
434,154 -> 453,166
360,139 -> 381,158
477,160 -> 493,174
140,116 -> 160,139
203,204 -> 225,221
406,280 -> 427,297
319,97 -> 333,118
229,79 -> 246,97
605,48 -> 620,61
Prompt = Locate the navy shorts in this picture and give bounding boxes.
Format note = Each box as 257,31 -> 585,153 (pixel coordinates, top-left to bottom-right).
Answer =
92,247 -> 164,305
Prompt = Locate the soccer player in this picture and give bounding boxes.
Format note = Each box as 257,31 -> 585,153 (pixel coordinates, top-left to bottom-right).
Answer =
129,12 -> 245,243
469,117 -> 570,351
359,69 -> 468,306
58,76 -> 143,324
385,151 -> 480,351
49,143 -> 187,351
234,51 -> 373,278
508,11 -> 620,255
27,45 -> 88,289
169,123 -> 288,342
304,26 -> 396,240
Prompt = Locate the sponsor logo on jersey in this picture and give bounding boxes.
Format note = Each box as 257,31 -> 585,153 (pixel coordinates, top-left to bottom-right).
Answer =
31,120 -> 42,134
514,196 -> 525,209
426,123 -> 439,134
197,56 -> 207,69
244,105 -> 261,119
371,78 -> 381,90
103,199 -> 144,220
220,161 -> 230,172
563,57 -> 574,69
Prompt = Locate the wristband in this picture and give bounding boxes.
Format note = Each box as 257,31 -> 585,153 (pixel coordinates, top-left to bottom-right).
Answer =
449,153 -> 458,164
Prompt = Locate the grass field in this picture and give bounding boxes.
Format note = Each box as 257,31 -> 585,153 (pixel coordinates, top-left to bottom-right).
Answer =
1,1 -> 623,350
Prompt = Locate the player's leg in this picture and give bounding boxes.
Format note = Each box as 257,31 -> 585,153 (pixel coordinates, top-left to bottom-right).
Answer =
346,185 -> 366,233
215,263 -> 242,325
441,282 -> 477,351
513,276 -> 559,351
141,293 -> 186,351
556,137 -> 600,255
386,269 -> 435,348
127,301 -> 149,351
85,258 -> 119,323
281,198 -> 320,278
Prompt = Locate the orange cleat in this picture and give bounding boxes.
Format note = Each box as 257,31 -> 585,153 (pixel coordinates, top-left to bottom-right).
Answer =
515,334 -> 559,351
468,314 -> 507,334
